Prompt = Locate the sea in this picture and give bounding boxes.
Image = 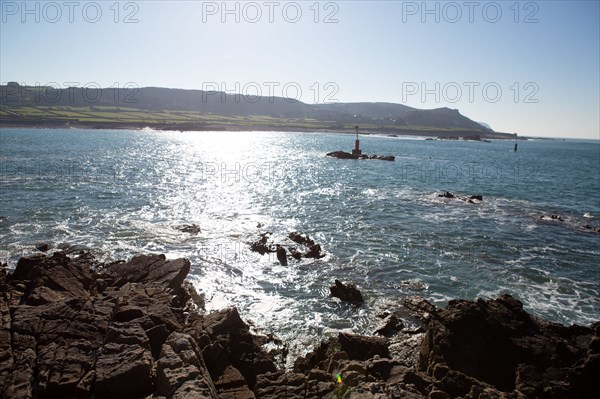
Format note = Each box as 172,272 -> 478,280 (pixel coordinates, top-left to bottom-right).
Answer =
1,128 -> 599,360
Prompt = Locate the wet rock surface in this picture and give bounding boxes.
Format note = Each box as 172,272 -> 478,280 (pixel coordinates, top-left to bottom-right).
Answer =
1,253 -> 598,399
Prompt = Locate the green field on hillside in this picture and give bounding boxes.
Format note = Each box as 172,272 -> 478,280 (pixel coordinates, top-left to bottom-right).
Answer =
0,104 -> 485,135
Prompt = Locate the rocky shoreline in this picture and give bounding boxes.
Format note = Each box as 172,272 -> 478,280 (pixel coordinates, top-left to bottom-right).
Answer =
1,252 -> 598,399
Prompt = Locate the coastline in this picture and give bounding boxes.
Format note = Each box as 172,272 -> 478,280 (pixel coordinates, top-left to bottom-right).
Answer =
0,120 -> 520,140
1,251 -> 597,399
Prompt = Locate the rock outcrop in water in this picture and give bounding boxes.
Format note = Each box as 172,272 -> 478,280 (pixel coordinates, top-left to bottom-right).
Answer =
1,252 -> 598,399
173,223 -> 201,235
438,191 -> 483,204
249,231 -> 326,263
330,279 -> 364,303
326,151 -> 395,161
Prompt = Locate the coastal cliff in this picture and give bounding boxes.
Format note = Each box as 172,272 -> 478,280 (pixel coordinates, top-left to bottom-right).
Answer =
1,252 -> 597,398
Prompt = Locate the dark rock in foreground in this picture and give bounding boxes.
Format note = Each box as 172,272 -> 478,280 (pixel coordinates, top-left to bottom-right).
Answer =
420,295 -> 600,398
0,253 -> 274,399
1,253 -> 598,399
326,151 -> 395,161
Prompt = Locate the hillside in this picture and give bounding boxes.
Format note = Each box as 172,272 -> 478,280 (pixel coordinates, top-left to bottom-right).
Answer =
0,84 -> 513,138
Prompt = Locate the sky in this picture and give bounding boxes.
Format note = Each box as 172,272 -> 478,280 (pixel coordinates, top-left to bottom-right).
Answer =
1,0 -> 599,139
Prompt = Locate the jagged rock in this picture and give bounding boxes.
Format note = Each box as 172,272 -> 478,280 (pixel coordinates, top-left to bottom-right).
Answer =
213,365 -> 255,399
1,251 -> 598,399
0,252 -> 198,398
106,254 -> 191,290
36,339 -> 96,397
338,333 -> 390,361
95,322 -> 154,398
419,294 -> 599,396
156,332 -> 217,399
2,344 -> 36,399
95,341 -> 153,397
402,296 -> 437,323
388,333 -> 424,368
438,191 -> 455,199
255,371 -> 307,398
147,324 -> 170,359
203,308 -> 248,337
196,307 -> 276,391
330,280 -> 364,303
374,314 -> 404,336
293,337 -> 339,374
10,252 -> 96,305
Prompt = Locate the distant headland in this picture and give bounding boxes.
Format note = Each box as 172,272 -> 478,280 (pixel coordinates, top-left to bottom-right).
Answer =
0,83 -> 519,139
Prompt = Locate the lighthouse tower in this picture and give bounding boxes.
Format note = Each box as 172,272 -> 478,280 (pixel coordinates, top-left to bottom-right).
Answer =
352,125 -> 362,156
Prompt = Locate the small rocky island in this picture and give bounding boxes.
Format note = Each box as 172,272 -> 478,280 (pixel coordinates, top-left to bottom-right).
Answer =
0,252 -> 598,399
326,151 -> 395,161
327,126 -> 395,161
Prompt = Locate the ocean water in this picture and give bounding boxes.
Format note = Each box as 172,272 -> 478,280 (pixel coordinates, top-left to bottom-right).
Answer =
1,128 -> 599,358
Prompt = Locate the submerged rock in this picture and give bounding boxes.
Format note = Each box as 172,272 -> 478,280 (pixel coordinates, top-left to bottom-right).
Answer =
438,191 -> 484,204
582,224 -> 600,233
540,214 -> 564,222
174,224 -> 201,235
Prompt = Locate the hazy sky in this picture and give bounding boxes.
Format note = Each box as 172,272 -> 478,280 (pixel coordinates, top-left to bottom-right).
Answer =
1,1 -> 598,139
